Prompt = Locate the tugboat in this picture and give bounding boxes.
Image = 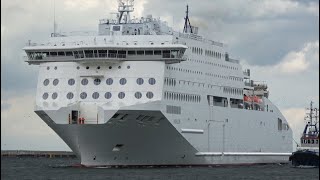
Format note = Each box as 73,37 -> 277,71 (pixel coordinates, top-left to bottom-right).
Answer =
289,102 -> 319,167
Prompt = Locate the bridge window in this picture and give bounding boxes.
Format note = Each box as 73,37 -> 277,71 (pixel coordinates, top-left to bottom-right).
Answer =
137,51 -> 144,55
145,50 -> 153,55
66,51 -> 73,56
128,51 -> 136,55
154,50 -> 161,55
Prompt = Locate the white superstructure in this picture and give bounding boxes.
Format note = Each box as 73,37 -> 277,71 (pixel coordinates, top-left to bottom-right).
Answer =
23,1 -> 292,166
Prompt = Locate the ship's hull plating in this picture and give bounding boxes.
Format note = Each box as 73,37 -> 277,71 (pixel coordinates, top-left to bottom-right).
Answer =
36,109 -> 290,166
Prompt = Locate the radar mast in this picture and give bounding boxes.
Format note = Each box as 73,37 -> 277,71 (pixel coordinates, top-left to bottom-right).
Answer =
118,0 -> 134,24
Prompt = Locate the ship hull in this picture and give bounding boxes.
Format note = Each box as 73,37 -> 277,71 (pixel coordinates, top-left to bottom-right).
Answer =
289,150 -> 319,167
36,109 -> 290,166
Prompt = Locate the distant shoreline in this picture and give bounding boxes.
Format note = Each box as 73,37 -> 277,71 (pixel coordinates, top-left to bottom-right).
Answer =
1,150 -> 76,158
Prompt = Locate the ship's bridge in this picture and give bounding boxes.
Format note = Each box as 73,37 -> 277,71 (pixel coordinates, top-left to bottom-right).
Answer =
23,35 -> 187,65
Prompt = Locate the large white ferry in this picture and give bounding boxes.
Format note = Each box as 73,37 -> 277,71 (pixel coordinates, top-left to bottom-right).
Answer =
23,1 -> 292,166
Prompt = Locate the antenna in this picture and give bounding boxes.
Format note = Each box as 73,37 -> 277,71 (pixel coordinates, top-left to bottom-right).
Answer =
183,4 -> 193,33
53,0 -> 57,37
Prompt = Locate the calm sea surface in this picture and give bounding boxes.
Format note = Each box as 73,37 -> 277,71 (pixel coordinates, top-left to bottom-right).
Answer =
1,157 -> 319,180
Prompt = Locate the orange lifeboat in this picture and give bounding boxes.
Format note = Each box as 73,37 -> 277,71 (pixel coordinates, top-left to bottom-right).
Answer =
253,96 -> 263,103
244,96 -> 252,102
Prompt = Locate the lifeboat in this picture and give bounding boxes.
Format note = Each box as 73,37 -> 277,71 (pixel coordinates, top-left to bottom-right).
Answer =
253,96 -> 263,103
244,96 -> 252,102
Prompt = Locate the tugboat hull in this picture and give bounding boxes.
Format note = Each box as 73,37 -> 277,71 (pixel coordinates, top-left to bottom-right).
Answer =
289,150 -> 319,167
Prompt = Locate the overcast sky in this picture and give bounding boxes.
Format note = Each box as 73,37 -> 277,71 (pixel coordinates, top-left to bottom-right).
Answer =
1,0 -> 319,151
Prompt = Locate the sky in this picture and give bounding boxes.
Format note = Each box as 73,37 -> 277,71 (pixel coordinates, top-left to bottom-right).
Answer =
1,0 -> 319,151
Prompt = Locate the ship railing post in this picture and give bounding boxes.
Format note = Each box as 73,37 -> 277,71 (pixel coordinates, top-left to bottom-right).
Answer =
68,114 -> 70,124
97,113 -> 98,124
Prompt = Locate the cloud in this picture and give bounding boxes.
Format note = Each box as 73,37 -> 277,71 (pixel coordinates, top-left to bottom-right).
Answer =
1,93 -> 70,151
275,41 -> 318,74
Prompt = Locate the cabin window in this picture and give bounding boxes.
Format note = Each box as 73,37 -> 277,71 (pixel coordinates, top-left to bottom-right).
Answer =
119,78 -> 127,85
136,78 -> 144,85
278,118 -> 282,131
118,92 -> 125,99
135,92 -> 142,99
65,51 -> 73,56
146,92 -> 154,99
148,78 -> 156,85
92,92 -> 99,99
81,78 -> 88,85
80,92 -> 87,99
94,78 -> 101,85
105,92 -> 112,99
106,78 -> 113,85
68,79 -> 75,86
43,79 -> 49,86
66,92 -> 74,99
52,92 -> 58,100
42,93 -> 49,100
53,79 -> 59,86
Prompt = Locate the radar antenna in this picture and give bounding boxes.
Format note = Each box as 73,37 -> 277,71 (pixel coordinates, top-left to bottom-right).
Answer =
183,4 -> 193,33
117,0 -> 134,24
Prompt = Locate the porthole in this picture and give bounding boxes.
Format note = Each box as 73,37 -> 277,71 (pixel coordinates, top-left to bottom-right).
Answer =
109,66 -> 112,69
135,92 -> 142,99
105,92 -> 112,99
47,67 -> 50,70
52,92 -> 58,99
106,78 -> 113,85
136,78 -> 144,85
80,92 -> 87,99
77,66 -> 80,70
148,78 -> 156,85
92,92 -> 99,99
68,79 -> 75,86
97,66 -> 100,69
119,78 -> 127,85
43,79 -> 49,86
66,92 -> 74,99
127,65 -> 130,69
118,66 -> 121,69
53,79 -> 59,86
81,78 -> 88,85
86,66 -> 89,69
118,92 -> 125,99
146,92 -> 154,99
54,66 -> 57,70
42,93 -> 49,100
94,78 -> 101,85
